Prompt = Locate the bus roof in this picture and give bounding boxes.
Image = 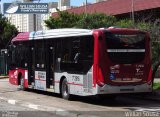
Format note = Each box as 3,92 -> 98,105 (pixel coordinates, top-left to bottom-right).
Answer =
107,27 -> 145,33
12,32 -> 30,42
32,29 -> 93,39
11,28 -> 146,42
12,28 -> 93,42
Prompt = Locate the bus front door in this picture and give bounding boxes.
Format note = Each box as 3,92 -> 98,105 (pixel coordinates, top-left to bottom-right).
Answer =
28,46 -> 35,86
46,46 -> 55,89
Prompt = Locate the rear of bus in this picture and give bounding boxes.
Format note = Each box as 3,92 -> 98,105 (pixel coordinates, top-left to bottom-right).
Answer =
94,28 -> 152,94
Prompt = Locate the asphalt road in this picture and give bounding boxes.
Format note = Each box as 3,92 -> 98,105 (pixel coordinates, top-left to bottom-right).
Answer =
0,78 -> 160,117
0,100 -> 64,117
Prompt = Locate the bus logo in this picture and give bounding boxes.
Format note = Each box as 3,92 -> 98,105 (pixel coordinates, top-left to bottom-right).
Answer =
5,3 -> 19,14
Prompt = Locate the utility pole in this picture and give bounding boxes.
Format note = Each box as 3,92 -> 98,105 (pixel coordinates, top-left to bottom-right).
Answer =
33,0 -> 41,31
85,0 -> 87,16
131,0 -> 135,24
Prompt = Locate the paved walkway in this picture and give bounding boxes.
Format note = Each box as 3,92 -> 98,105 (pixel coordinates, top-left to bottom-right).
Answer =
154,78 -> 160,83
0,76 -> 8,79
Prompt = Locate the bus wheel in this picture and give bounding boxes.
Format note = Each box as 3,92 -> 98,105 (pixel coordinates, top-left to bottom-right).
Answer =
19,77 -> 25,90
61,78 -> 70,100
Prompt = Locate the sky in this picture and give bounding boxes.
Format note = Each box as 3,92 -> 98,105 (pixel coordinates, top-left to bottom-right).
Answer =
1,0 -> 95,6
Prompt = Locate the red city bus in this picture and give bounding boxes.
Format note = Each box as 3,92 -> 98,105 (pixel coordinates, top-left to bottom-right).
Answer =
8,28 -> 152,100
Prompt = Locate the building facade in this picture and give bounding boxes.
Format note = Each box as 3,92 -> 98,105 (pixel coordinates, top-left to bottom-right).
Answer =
58,0 -> 70,7
95,0 -> 107,3
52,0 -> 160,22
6,14 -> 42,32
58,0 -> 70,10
0,3 -> 1,14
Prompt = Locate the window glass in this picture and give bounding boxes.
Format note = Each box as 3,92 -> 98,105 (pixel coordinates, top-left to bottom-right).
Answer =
35,41 -> 45,69
9,42 -> 29,68
59,35 -> 94,73
105,31 -> 146,64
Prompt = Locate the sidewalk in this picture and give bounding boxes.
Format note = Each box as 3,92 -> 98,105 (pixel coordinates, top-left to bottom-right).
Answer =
154,78 -> 160,83
0,76 -> 9,79
153,78 -> 160,96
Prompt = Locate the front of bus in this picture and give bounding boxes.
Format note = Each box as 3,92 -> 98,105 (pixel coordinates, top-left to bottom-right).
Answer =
95,28 -> 152,94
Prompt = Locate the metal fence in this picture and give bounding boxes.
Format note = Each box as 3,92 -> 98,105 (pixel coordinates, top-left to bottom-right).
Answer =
0,49 -> 8,76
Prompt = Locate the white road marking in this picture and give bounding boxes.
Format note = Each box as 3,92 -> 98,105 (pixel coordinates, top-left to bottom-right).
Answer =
8,99 -> 16,105
137,108 -> 160,112
28,104 -> 39,110
56,109 -> 65,111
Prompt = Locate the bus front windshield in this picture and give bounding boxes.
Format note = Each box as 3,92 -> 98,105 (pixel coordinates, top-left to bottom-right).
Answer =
105,32 -> 146,64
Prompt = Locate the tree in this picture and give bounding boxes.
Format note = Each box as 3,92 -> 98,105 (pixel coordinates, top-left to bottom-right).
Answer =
45,9 -> 80,29
45,10 -> 116,29
77,13 -> 116,29
0,14 -> 18,49
144,20 -> 160,81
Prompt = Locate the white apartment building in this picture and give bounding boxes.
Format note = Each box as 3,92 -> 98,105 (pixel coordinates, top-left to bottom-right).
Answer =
0,2 -> 1,14
58,0 -> 70,10
6,14 -> 41,32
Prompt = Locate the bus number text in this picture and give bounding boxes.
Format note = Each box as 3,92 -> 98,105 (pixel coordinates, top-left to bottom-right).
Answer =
72,76 -> 80,81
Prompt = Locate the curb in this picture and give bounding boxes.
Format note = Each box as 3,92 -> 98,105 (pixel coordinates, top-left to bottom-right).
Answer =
0,96 -> 100,117
0,76 -> 9,79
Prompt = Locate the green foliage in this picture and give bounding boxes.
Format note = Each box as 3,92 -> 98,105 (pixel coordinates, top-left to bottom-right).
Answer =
0,14 -> 18,49
45,10 -> 116,29
115,20 -> 135,28
76,13 -> 116,29
153,82 -> 160,90
45,10 -> 80,29
136,20 -> 160,67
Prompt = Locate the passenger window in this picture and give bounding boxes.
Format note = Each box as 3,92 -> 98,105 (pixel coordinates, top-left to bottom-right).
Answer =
35,41 -> 45,69
59,36 -> 94,74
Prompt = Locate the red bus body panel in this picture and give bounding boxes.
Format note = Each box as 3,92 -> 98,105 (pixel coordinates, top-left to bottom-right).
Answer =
8,28 -> 152,95
93,28 -> 152,87
9,69 -> 28,88
12,32 -> 30,42
9,32 -> 30,88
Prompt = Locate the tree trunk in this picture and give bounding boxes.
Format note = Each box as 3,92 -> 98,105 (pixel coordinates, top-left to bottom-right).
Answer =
152,60 -> 160,83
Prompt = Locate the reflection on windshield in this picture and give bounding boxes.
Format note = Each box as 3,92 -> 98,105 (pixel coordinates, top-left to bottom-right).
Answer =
105,31 -> 146,64
106,32 -> 145,49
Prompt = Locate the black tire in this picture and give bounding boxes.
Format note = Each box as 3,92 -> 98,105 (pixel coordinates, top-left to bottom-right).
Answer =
61,78 -> 71,100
